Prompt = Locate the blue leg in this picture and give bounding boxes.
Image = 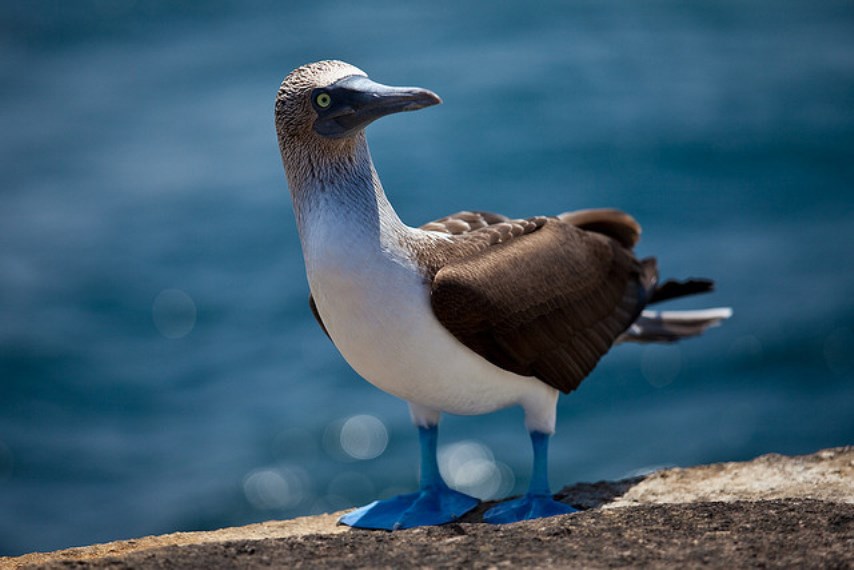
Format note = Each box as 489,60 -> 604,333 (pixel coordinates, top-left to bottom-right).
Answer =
339,425 -> 480,530
483,431 -> 576,524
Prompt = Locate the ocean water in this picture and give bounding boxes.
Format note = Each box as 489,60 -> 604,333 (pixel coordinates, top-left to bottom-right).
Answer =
1,0 -> 853,556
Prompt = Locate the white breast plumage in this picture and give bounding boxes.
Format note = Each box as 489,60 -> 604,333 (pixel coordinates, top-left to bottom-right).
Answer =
301,204 -> 558,431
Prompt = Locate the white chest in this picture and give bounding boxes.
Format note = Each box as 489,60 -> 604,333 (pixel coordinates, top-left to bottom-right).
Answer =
298,208 -> 556,424
301,211 -> 434,395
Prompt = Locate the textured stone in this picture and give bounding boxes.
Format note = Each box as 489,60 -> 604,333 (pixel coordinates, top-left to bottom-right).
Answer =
4,447 -> 852,569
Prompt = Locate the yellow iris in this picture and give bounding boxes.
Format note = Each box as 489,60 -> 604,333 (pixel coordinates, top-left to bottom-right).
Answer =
316,92 -> 332,108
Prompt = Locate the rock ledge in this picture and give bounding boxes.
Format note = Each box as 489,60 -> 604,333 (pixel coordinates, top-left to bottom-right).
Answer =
4,447 -> 852,569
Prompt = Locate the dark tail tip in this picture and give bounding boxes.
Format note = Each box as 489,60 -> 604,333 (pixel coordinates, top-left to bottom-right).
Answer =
649,278 -> 715,305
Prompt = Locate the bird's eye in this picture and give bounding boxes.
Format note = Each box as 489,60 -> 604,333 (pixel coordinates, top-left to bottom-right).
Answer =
315,92 -> 332,109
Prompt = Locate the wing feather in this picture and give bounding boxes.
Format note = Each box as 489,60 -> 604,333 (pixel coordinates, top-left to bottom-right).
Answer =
557,208 -> 641,248
309,206 -> 649,386
430,219 -> 645,393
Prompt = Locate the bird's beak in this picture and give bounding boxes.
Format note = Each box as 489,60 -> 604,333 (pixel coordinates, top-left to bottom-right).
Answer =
313,75 -> 442,138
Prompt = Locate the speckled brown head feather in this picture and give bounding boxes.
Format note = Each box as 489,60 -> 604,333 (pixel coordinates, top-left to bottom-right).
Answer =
275,60 -> 367,141
274,61 -> 372,221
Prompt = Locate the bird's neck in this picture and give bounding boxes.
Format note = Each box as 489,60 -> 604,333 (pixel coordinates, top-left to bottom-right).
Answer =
285,133 -> 409,257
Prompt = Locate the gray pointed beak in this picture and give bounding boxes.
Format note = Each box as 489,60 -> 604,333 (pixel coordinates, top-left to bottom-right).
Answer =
312,75 -> 442,138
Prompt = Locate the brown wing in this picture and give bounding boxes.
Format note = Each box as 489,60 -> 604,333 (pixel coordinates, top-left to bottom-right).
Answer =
420,211 -> 512,235
307,211 -> 526,339
422,208 -> 642,247
558,208 -> 641,248
430,219 -> 646,394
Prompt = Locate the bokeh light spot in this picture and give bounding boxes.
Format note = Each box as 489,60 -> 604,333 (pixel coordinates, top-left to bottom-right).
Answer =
438,440 -> 511,500
243,466 -> 308,510
152,288 -> 196,339
338,414 -> 389,460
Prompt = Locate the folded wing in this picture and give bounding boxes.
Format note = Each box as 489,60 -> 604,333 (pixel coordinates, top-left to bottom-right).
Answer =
430,218 -> 647,393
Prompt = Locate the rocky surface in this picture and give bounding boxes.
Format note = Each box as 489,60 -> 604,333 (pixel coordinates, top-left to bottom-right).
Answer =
4,447 -> 852,569
557,446 -> 854,509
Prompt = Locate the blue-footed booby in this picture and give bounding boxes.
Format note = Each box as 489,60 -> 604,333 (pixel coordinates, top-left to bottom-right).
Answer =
274,60 -> 731,529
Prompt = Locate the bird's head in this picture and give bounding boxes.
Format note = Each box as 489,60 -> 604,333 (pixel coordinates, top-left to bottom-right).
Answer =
275,60 -> 442,152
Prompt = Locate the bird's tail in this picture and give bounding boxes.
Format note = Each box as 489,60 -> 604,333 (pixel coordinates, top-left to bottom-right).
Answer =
621,258 -> 732,343
620,308 -> 733,343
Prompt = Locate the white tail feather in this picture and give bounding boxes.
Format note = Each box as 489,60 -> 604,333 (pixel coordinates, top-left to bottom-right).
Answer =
619,307 -> 732,343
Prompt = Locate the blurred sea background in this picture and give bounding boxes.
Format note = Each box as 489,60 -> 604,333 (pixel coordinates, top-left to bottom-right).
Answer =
1,0 -> 853,556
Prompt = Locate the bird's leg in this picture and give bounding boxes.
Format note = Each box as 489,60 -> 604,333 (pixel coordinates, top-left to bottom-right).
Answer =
338,425 -> 479,530
483,431 -> 576,524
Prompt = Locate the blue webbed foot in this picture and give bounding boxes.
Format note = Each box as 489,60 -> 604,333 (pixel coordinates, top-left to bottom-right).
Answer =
339,483 -> 479,530
483,492 -> 576,524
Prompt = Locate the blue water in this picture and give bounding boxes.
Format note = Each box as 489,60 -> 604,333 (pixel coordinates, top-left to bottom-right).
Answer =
1,0 -> 853,556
